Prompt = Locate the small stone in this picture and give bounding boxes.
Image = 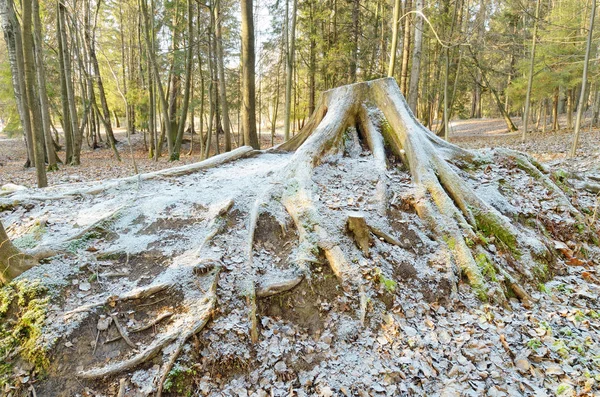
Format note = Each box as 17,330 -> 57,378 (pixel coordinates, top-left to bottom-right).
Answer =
64,341 -> 73,348
319,386 -> 333,397
79,282 -> 91,291
97,316 -> 112,331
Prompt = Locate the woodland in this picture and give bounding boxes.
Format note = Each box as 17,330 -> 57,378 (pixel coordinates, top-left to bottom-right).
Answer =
0,0 -> 600,396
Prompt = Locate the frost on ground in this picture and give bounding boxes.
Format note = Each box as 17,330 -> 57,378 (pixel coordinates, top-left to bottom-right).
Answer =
0,79 -> 599,397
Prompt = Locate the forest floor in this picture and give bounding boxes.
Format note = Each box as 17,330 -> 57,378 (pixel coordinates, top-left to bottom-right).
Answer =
1,117 -> 600,397
1,115 -> 599,187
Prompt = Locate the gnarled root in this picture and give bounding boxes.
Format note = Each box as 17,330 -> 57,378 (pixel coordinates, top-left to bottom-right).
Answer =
77,265 -> 221,392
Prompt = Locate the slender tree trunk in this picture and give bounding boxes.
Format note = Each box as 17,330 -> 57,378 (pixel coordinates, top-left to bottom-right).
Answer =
571,0 -> 596,157
566,89 -> 573,130
284,0 -> 297,141
86,0 -> 120,161
349,0 -> 359,82
552,88 -> 560,131
173,0 -> 194,160
399,0 -> 412,94
55,2 -> 72,164
522,0 -> 541,140
21,0 -> 47,186
388,0 -> 401,78
0,0 -> 35,167
407,0 -> 423,113
141,0 -> 174,156
241,0 -> 260,148
214,0 -> 232,152
32,0 -> 59,170
60,4 -> 81,165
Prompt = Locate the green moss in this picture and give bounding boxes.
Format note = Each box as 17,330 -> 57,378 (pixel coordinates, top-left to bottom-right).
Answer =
475,254 -> 497,282
538,283 -> 551,294
527,338 -> 542,350
163,363 -> 196,394
472,285 -> 489,302
474,210 -> 520,256
372,268 -> 397,293
532,261 -> 550,281
443,236 -> 456,250
0,279 -> 50,388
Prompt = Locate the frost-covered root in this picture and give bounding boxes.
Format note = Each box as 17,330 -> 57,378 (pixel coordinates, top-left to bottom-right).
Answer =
266,77 -> 580,303
77,266 -> 220,387
1,147 -> 256,204
64,283 -> 171,318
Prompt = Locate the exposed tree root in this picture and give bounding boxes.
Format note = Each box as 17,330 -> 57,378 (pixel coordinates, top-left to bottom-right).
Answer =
78,266 -> 220,389
64,283 -> 170,318
9,78 -> 597,395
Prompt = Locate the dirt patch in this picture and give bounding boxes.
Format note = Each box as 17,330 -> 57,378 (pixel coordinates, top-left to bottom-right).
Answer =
254,212 -> 298,270
36,289 -> 184,396
258,263 -> 341,336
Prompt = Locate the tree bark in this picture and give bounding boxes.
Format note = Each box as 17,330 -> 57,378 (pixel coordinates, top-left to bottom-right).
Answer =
173,0 -> 194,160
141,0 -> 174,157
399,0 -> 412,94
571,0 -> 596,157
241,0 -> 260,149
522,0 -> 541,140
21,0 -> 47,187
0,0 -> 34,167
284,0 -> 297,141
59,3 -> 81,165
407,0 -> 423,113
214,0 -> 231,152
388,0 -> 401,77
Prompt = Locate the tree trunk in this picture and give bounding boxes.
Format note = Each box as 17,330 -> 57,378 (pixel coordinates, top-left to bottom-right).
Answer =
59,3 -> 81,165
214,0 -> 231,152
21,0 -> 47,187
552,87 -> 560,131
0,0 -> 35,167
141,0 -> 174,157
521,0 -> 541,140
387,0 -> 401,77
173,0 -> 194,160
283,0 -> 297,141
571,0 -> 596,157
86,0 -> 120,162
399,0 -> 412,94
56,2 -> 72,164
241,0 -> 260,149
407,0 -> 423,114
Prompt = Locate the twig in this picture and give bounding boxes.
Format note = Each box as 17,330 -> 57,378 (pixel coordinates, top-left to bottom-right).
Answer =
110,314 -> 136,349
106,312 -> 173,343
117,378 -> 127,397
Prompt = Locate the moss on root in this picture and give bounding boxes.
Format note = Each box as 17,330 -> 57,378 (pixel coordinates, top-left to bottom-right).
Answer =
0,279 -> 50,387
474,210 -> 520,256
476,253 -> 498,282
